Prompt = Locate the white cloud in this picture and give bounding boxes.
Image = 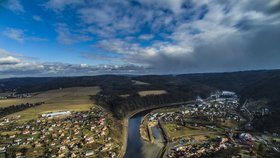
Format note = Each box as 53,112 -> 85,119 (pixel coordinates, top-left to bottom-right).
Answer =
137,0 -> 185,14
2,28 -> 25,42
139,34 -> 154,40
2,0 -> 25,12
55,23 -> 92,44
2,28 -> 48,43
80,63 -> 88,68
0,49 -> 44,73
44,0 -> 83,11
0,49 -> 149,78
0,56 -> 21,65
32,15 -> 42,21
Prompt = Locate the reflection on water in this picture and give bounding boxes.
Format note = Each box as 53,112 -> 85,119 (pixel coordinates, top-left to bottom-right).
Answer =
151,126 -> 164,145
142,141 -> 162,158
125,112 -> 162,158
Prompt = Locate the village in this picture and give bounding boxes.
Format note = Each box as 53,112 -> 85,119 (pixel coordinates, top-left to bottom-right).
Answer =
140,91 -> 280,158
0,106 -> 121,158
0,92 -> 32,100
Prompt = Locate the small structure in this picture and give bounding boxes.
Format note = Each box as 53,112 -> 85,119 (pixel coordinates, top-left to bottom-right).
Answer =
239,133 -> 253,142
42,111 -> 71,118
85,150 -> 94,157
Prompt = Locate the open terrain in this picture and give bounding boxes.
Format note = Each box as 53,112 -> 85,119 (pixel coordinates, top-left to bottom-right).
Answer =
1,87 -> 100,122
163,123 -> 215,139
138,90 -> 168,97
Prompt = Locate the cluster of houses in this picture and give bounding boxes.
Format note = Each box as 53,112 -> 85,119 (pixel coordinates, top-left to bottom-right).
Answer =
208,91 -> 239,104
0,93 -> 32,100
148,91 -> 241,129
145,91 -> 270,157
0,107 -> 120,158
6,93 -> 32,99
167,137 -> 236,158
0,96 -> 7,100
167,132 -> 259,158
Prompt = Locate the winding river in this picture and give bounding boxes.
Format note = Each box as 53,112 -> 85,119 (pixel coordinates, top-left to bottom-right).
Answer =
124,111 -> 163,158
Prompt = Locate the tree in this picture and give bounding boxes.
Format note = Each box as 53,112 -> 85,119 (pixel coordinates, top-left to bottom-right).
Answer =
258,143 -> 264,153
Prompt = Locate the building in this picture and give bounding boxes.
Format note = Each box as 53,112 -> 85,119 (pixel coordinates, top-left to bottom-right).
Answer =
42,111 -> 71,118
85,150 -> 94,157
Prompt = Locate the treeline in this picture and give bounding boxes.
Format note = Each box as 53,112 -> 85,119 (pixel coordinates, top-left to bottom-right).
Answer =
0,77 -> 54,93
252,111 -> 280,133
240,75 -> 280,133
95,94 -> 185,119
0,102 -> 44,118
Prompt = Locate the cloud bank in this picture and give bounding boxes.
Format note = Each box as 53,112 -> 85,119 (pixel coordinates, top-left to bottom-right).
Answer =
0,49 -> 149,78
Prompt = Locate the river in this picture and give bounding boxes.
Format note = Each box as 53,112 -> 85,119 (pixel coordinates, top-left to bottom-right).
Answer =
123,102 -> 193,158
124,111 -> 163,158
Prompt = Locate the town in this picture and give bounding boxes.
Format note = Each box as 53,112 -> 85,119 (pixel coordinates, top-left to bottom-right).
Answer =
140,91 -> 280,158
0,106 -> 121,158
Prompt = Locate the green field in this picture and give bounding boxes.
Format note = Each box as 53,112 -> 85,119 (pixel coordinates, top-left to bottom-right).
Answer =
162,123 -> 217,140
1,87 -> 100,122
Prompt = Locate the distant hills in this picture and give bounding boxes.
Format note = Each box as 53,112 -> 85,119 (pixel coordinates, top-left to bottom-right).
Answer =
1,69 -> 280,106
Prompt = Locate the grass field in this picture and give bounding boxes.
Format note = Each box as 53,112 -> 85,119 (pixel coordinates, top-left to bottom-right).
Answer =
138,90 -> 167,97
0,92 -> 12,97
163,123 -> 216,140
1,87 -> 100,122
132,80 -> 150,85
0,98 -> 46,108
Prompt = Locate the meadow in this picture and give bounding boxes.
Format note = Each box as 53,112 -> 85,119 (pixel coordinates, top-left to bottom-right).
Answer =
138,90 -> 168,97
0,87 -> 100,122
162,123 -> 218,141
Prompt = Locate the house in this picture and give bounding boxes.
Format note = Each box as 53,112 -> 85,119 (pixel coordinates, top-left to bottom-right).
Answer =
0,147 -> 6,152
15,152 -> 24,158
85,150 -> 94,156
239,133 -> 254,143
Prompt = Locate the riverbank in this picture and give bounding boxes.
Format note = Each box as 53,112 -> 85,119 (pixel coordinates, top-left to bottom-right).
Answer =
119,117 -> 128,158
139,115 -> 151,142
140,114 -> 158,143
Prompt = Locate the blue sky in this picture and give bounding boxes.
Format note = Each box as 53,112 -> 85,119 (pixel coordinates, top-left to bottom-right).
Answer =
0,0 -> 280,78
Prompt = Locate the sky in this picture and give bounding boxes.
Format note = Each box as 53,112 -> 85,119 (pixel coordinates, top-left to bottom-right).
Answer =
0,0 -> 280,78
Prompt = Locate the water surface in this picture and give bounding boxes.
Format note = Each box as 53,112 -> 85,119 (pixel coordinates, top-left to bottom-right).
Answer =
124,112 -> 162,158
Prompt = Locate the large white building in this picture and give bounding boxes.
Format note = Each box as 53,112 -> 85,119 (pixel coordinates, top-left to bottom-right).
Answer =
41,111 -> 71,118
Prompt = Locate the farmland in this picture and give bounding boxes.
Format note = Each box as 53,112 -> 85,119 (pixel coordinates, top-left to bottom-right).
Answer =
138,90 -> 168,97
0,87 -> 100,122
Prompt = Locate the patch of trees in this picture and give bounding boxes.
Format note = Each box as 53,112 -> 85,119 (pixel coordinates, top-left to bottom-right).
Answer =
177,69 -> 280,93
0,102 -> 44,118
87,75 -> 213,119
0,77 -> 54,93
252,111 -> 280,133
94,86 -> 211,119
